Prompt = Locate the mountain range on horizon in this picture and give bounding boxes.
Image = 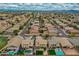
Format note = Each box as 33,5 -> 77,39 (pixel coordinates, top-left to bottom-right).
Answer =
0,3 -> 79,12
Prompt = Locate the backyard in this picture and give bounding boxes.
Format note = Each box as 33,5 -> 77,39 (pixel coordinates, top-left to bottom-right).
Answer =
36,50 -> 43,55
48,49 -> 56,55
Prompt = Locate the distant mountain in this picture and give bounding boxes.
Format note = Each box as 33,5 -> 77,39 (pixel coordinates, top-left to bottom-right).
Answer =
61,10 -> 79,13
0,3 -> 79,13
0,9 -> 79,13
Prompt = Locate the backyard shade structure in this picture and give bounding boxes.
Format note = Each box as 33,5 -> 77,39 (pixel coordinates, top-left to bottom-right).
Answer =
55,48 -> 64,56
6,46 -> 19,54
48,49 -> 56,55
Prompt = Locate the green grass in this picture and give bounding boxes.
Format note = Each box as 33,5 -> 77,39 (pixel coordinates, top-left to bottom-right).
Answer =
17,49 -> 24,55
0,51 -> 2,54
36,50 -> 43,55
48,49 -> 56,55
17,49 -> 32,55
0,36 -> 7,49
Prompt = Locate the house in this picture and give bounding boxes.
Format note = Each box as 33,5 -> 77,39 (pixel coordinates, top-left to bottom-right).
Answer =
30,24 -> 39,35
48,38 -> 60,48
35,36 -> 47,48
48,37 -> 73,48
21,39 -> 33,48
0,21 -> 11,33
6,36 -> 22,49
45,23 -> 58,36
68,37 -> 79,47
0,36 -> 23,56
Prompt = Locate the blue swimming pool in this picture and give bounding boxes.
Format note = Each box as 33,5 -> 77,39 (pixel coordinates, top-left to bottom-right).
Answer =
55,48 -> 64,56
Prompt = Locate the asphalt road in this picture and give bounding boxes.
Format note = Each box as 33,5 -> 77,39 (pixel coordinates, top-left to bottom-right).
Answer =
47,18 -> 67,37
19,17 -> 33,37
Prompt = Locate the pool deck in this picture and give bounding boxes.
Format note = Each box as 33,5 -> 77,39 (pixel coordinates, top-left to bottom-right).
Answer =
62,48 -> 79,55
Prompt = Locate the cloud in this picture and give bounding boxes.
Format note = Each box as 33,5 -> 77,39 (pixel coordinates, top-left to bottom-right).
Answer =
0,3 -> 79,11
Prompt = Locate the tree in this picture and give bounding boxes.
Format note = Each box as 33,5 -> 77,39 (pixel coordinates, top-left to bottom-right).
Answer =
13,30 -> 19,35
39,29 -> 43,33
19,26 -> 23,30
16,18 -> 20,23
12,23 -> 14,27
17,44 -> 24,55
69,32 -> 75,37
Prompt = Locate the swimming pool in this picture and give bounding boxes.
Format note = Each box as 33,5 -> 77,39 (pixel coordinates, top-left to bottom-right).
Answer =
55,48 -> 64,56
7,51 -> 15,55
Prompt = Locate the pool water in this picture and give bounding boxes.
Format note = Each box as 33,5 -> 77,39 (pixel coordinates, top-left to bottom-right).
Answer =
7,51 -> 15,55
24,50 -> 32,53
55,48 -> 64,56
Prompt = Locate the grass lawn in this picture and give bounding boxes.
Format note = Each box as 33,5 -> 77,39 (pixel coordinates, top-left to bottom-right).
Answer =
48,49 -> 56,55
36,50 -> 43,55
0,36 -> 7,49
17,49 -> 24,55
0,51 -> 2,54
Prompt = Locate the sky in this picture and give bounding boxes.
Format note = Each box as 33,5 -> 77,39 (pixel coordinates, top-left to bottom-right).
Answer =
0,3 -> 79,11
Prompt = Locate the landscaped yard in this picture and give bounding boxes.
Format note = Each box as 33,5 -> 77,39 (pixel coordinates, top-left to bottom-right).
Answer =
17,49 -> 33,55
0,51 -> 2,55
0,36 -> 7,49
24,49 -> 33,55
48,49 -> 56,55
17,49 -> 24,55
24,50 -> 32,53
36,50 -> 43,55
